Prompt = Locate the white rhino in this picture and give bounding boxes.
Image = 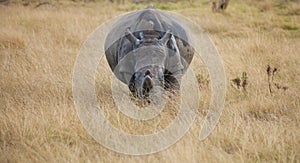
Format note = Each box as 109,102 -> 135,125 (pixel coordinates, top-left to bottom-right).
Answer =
105,6 -> 194,98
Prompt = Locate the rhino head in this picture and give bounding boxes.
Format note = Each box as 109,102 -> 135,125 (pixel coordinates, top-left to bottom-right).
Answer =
125,28 -> 178,98
129,65 -> 164,98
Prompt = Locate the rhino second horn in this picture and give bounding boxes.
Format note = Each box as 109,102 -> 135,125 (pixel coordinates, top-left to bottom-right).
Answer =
159,30 -> 171,45
125,28 -> 141,46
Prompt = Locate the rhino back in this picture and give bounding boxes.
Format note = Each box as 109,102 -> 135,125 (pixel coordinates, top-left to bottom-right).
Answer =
105,8 -> 194,82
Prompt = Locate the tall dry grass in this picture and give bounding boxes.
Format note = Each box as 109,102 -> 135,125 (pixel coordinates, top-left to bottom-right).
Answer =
0,0 -> 299,162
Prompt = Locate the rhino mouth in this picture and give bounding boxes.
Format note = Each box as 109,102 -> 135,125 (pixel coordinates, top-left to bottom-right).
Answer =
128,66 -> 165,99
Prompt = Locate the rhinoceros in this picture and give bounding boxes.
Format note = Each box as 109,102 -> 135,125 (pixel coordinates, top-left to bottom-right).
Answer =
104,6 -> 194,98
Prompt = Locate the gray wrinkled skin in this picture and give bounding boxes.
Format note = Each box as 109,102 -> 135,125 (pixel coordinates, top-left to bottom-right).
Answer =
105,6 -> 194,98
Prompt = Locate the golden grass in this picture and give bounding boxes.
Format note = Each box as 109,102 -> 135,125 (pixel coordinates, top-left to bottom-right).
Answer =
0,0 -> 299,162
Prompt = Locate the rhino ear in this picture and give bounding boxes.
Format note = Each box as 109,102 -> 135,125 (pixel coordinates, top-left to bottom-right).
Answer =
125,28 -> 141,46
159,30 -> 171,45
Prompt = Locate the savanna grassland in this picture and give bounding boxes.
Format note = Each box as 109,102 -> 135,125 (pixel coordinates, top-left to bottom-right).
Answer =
0,0 -> 299,162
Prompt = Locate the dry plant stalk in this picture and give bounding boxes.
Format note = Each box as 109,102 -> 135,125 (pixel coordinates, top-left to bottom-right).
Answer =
241,72 -> 248,91
267,65 -> 273,94
212,2 -> 217,12
267,65 -> 288,95
231,72 -> 247,92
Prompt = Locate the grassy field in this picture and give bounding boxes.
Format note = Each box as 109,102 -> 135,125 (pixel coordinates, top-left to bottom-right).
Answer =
1,0 -> 299,162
